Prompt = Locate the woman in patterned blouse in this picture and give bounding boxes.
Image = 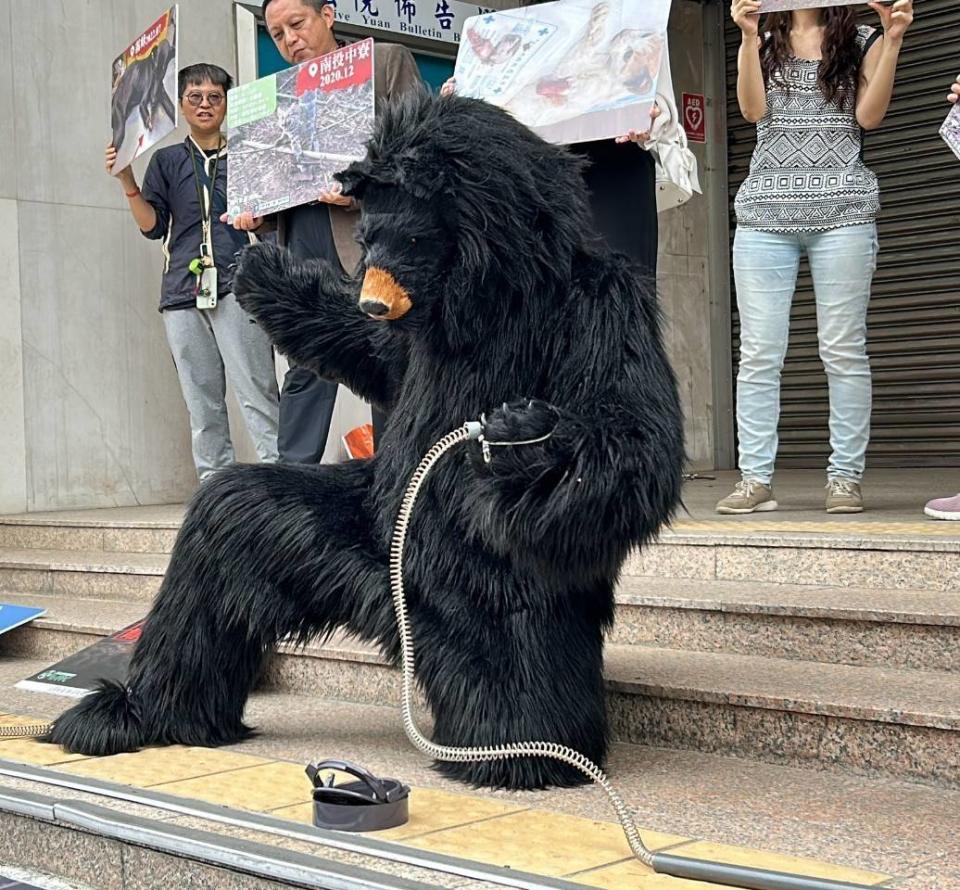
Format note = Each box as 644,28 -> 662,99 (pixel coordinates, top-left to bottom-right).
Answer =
716,0 -> 914,516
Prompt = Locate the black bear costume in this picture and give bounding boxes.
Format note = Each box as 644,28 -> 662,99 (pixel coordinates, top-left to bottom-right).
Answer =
48,93 -> 684,790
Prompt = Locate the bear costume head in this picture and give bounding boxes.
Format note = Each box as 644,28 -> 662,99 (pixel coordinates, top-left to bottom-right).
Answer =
337,92 -> 598,351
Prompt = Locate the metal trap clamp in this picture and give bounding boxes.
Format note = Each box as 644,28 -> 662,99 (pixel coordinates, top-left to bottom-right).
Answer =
306,759 -> 410,832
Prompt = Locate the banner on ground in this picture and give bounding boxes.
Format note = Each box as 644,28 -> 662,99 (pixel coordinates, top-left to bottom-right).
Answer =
226,39 -> 376,219
453,0 -> 671,145
16,620 -> 144,699
110,5 -> 179,173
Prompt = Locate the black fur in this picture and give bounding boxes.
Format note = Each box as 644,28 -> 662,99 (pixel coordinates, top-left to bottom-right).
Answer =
48,93 -> 684,790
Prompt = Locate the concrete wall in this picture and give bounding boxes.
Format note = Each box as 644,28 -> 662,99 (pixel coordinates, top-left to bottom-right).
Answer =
1,0 -> 254,513
0,0 -> 728,515
658,0 -> 731,471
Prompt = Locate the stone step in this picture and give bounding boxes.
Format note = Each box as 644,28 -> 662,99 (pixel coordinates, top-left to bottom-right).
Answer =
5,544 -> 959,673
612,576 -> 960,672
1,659 -> 957,890
626,526 -> 960,592
0,507 -> 183,555
1,594 -> 956,791
262,638 -> 960,790
0,549 -> 166,602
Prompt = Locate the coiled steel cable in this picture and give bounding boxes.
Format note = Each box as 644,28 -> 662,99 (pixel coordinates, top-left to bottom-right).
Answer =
388,421 -> 655,868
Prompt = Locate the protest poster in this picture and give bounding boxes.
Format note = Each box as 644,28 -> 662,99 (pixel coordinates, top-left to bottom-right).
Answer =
226,39 -> 376,220
759,0 -> 862,11
110,6 -> 178,173
941,102 -> 960,162
453,0 -> 671,145
17,620 -> 144,699
0,604 -> 45,638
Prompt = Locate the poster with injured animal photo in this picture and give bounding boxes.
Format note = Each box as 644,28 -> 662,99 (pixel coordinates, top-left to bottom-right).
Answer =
453,0 -> 671,145
225,39 -> 375,220
110,6 -> 178,174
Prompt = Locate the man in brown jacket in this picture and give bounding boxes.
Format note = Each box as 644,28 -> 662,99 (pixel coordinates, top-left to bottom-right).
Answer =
232,0 -> 422,462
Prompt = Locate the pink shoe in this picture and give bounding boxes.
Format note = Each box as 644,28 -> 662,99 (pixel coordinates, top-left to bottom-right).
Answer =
924,493 -> 960,520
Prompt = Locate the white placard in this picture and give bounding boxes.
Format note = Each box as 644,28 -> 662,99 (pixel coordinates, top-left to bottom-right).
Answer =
453,0 -> 671,145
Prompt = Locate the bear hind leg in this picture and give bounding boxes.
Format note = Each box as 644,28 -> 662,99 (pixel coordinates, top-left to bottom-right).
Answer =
47,461 -> 390,756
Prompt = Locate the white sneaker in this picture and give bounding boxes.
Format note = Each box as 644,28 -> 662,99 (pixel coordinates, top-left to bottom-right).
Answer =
716,480 -> 778,515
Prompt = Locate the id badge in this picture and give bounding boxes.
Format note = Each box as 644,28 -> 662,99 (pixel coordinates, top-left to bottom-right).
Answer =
196,266 -> 218,310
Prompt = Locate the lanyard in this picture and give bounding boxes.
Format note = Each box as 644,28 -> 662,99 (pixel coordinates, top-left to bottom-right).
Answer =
188,138 -> 223,263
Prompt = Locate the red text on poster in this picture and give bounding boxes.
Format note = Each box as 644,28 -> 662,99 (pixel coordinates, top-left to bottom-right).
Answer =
296,39 -> 374,96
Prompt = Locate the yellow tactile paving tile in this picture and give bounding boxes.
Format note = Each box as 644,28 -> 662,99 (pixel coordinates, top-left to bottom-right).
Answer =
405,809 -> 686,877
0,714 -> 46,726
0,717 -> 90,766
571,860 -> 727,889
56,745 -> 274,787
667,841 -> 890,886
378,787 -> 530,840
0,713 -> 895,886
672,519 -> 959,538
152,760 -> 318,812
271,786 -> 529,841
0,738 -> 90,767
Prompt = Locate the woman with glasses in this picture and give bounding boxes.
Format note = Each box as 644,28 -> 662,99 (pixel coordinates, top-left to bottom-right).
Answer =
105,64 -> 280,483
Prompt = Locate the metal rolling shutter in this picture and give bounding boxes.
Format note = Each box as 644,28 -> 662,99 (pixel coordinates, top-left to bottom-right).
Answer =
725,2 -> 960,467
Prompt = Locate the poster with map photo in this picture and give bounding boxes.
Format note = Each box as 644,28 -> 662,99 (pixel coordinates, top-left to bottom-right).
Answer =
226,39 -> 376,220
760,0 -> 862,12
941,102 -> 960,162
110,6 -> 178,173
453,0 -> 670,145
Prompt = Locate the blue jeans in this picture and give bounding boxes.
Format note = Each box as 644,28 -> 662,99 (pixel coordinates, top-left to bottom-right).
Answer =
733,223 -> 878,485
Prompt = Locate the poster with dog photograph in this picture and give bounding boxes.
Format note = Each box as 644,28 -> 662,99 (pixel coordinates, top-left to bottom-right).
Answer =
941,102 -> 960,162
453,0 -> 670,145
226,39 -> 376,220
110,6 -> 178,173
759,0 -> 862,11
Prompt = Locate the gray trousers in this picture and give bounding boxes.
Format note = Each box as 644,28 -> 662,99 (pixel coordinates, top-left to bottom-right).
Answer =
163,294 -> 280,481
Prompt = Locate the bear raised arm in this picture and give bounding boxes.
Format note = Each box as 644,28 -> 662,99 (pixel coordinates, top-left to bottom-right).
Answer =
234,244 -> 407,413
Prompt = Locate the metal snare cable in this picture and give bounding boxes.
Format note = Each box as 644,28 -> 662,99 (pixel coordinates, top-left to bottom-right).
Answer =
388,420 -> 656,869
0,722 -> 52,739
389,421 -> 877,890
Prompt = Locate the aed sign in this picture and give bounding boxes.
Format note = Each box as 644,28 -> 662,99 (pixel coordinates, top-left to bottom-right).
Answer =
682,93 -> 706,144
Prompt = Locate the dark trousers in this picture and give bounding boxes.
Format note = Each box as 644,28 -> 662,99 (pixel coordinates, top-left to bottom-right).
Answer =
278,366 -> 386,464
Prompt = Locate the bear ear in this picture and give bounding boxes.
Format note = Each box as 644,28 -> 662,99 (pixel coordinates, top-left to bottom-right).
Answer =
395,145 -> 447,200
336,163 -> 370,200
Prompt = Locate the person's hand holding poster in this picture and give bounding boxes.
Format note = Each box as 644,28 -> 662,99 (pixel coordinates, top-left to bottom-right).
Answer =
453,0 -> 671,145
110,6 -> 178,173
226,39 -> 375,220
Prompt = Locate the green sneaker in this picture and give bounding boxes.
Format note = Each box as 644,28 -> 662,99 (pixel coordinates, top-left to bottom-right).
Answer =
715,480 -> 778,515
826,479 -> 863,514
